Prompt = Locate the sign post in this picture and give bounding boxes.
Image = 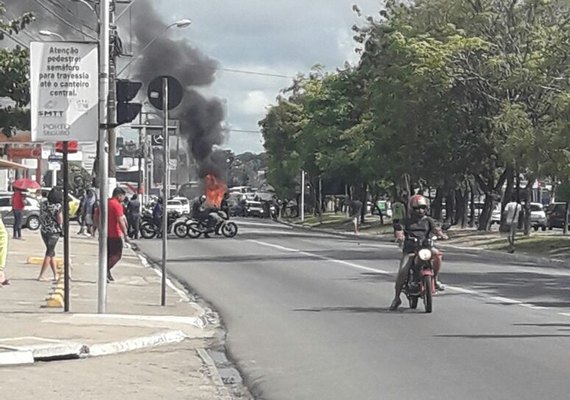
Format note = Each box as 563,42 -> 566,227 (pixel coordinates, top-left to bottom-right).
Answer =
61,142 -> 70,312
147,75 -> 183,306
30,41 -> 99,312
161,77 -> 169,307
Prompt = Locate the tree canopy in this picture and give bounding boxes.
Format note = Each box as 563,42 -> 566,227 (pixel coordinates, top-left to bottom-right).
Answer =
260,0 -> 570,228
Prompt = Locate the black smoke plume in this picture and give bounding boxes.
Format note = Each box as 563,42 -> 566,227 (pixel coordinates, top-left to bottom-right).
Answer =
130,0 -> 227,180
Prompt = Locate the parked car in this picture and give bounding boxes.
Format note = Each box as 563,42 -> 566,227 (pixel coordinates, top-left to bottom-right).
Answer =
546,202 -> 567,230
166,197 -> 191,215
0,195 -> 41,230
244,200 -> 266,217
530,202 -> 547,231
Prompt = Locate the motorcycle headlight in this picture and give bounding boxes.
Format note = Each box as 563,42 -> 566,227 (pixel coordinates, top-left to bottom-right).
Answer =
418,248 -> 432,261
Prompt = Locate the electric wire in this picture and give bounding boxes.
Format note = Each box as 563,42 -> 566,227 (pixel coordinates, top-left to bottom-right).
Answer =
32,0 -> 96,40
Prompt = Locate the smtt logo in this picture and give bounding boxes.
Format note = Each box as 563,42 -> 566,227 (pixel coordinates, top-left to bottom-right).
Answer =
39,110 -> 64,117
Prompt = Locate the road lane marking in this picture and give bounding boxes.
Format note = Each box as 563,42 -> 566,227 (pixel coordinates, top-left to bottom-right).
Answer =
248,239 -> 570,318
248,239 -> 390,274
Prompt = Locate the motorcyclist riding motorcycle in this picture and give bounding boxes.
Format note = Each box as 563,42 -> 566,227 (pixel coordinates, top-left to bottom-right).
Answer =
152,197 -> 164,228
192,195 -> 222,238
390,194 -> 448,311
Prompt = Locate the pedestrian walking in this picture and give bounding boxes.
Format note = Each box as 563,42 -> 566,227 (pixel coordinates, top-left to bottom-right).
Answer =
81,189 -> 96,237
504,195 -> 522,253
106,187 -> 128,282
391,192 -> 408,231
0,216 -> 10,286
348,198 -> 363,235
11,188 -> 25,239
126,194 -> 141,239
38,187 -> 63,282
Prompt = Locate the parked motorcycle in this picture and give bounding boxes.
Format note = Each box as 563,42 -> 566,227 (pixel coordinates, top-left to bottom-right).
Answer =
139,211 -> 189,239
186,211 -> 238,238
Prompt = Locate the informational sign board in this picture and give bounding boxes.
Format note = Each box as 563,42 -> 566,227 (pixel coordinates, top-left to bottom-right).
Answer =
30,42 -> 98,142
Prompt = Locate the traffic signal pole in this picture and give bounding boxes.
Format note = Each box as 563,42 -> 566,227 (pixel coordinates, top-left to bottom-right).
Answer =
98,0 -> 111,313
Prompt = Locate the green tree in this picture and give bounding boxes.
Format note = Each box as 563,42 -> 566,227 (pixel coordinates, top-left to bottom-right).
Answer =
0,3 -> 34,132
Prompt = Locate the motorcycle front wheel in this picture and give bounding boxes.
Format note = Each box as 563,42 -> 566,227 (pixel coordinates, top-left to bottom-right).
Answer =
140,222 -> 157,239
221,222 -> 238,238
173,223 -> 188,238
187,222 -> 202,238
423,275 -> 433,313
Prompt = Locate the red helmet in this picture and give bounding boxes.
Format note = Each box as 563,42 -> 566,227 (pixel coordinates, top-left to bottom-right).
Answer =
409,194 -> 428,209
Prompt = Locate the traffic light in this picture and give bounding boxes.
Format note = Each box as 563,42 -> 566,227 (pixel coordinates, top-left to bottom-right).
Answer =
116,79 -> 142,126
55,141 -> 78,153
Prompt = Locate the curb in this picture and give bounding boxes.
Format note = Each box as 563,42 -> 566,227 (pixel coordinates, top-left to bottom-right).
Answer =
129,243 -> 210,328
197,349 -> 233,400
279,219 -> 570,268
0,350 -> 34,366
90,330 -> 187,357
2,330 -> 188,366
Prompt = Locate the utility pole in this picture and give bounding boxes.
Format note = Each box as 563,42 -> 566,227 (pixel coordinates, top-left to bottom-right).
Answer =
98,0 -> 111,313
108,0 -> 118,188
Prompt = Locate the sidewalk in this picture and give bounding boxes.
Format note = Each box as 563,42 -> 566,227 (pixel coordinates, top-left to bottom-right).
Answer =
0,230 -> 237,399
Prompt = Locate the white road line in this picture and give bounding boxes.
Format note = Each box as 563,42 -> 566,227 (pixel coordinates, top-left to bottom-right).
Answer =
446,286 -> 478,295
248,239 -> 570,318
490,296 -> 522,304
248,239 -> 390,274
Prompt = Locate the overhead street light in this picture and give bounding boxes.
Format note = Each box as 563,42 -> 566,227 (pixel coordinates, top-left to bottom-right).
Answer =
117,19 -> 192,77
39,30 -> 65,41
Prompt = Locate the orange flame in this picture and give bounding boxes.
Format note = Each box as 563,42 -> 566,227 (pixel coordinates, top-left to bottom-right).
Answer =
205,174 -> 227,208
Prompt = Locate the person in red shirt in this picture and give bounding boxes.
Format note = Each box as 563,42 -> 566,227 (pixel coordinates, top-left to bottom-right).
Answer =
11,188 -> 25,239
105,187 -> 128,282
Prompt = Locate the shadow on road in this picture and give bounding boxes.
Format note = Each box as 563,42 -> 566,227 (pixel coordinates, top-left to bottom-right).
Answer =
434,333 -> 570,339
443,271 -> 570,309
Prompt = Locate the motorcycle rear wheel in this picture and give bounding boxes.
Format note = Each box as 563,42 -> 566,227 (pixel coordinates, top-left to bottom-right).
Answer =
140,222 -> 157,239
174,223 -> 188,238
221,222 -> 238,238
423,275 -> 433,313
187,222 -> 202,238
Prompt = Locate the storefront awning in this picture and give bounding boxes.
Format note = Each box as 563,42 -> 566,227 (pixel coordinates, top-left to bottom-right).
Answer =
0,158 -> 31,169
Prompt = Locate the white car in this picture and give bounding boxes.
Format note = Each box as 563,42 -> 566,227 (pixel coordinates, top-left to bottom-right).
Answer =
166,197 -> 191,215
530,202 -> 547,231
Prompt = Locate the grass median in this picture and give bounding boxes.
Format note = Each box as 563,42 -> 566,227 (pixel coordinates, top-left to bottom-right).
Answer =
286,213 -> 570,261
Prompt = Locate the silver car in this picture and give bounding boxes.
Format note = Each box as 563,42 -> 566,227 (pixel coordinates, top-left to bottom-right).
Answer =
0,195 -> 41,230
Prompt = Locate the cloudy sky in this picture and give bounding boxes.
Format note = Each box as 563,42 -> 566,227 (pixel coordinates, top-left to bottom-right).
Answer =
137,0 -> 383,154
4,0 -> 384,154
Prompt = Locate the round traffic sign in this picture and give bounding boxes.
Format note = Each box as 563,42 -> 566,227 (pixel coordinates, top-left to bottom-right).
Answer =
147,75 -> 184,111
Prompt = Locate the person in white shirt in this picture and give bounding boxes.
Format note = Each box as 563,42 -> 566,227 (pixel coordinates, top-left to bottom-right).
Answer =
504,195 -> 522,253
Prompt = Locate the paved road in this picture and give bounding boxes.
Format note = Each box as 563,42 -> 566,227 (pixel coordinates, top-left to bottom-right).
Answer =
136,219 -> 570,400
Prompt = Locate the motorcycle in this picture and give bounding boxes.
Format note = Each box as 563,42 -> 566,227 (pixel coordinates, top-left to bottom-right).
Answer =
402,236 -> 439,313
186,210 -> 238,238
139,211 -> 189,239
